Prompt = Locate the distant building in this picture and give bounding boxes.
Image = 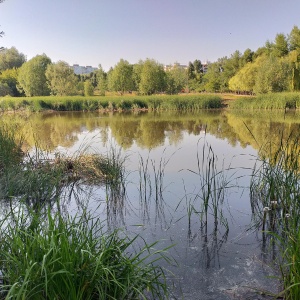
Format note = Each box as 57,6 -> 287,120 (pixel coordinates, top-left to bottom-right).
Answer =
164,63 -> 188,72
164,62 -> 209,73
72,64 -> 98,75
202,61 -> 209,73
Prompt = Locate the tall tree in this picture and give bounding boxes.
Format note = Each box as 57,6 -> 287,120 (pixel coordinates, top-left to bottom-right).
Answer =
241,48 -> 254,66
273,33 -> 289,57
107,59 -> 134,94
289,26 -> 300,51
45,61 -> 78,96
193,60 -> 202,74
138,59 -> 166,95
95,65 -> 107,96
0,47 -> 26,71
18,54 -> 51,96
165,64 -> 187,94
187,62 -> 195,79
254,55 -> 290,94
0,67 -> 22,96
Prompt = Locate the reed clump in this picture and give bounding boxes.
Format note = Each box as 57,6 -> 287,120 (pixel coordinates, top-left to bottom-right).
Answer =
229,92 -> 300,110
0,94 -> 222,112
250,132 -> 300,299
0,204 -> 170,300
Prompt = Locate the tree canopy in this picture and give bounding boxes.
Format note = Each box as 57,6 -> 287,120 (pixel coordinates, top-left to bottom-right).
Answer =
18,54 -> 52,96
45,61 -> 78,96
0,47 -> 26,71
107,59 -> 134,94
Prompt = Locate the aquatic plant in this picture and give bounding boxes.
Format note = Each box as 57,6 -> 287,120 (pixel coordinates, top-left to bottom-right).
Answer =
250,131 -> 300,299
0,203 -> 171,300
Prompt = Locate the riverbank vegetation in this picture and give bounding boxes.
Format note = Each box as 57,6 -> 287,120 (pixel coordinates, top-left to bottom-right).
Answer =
0,94 -> 223,112
0,124 -> 170,299
228,92 -> 300,110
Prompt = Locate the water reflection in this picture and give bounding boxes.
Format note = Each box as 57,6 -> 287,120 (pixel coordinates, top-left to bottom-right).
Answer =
1,110 -> 295,298
2,110 -> 300,158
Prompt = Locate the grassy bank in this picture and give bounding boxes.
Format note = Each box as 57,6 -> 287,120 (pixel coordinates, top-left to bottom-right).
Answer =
0,94 -> 222,112
228,92 -> 300,110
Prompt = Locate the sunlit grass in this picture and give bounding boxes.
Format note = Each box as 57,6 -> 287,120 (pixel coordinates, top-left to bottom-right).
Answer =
229,92 -> 300,110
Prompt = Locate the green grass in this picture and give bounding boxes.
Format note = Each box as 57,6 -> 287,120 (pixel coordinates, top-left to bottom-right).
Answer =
0,94 -> 223,112
228,92 -> 300,110
0,203 -> 171,300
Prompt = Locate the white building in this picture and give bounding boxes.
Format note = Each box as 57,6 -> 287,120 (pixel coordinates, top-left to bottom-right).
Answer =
72,64 -> 98,75
164,63 -> 188,72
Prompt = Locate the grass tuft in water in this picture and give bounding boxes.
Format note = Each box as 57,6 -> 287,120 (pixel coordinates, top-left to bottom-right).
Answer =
0,202 -> 171,300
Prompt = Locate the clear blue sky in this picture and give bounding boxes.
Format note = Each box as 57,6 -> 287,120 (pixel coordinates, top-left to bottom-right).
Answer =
1,0 -> 300,71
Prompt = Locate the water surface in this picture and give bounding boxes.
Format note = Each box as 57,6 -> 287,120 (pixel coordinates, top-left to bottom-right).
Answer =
5,109 -> 300,299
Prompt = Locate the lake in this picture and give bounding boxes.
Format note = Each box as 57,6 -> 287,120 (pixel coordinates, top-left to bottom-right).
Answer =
4,109 -> 300,299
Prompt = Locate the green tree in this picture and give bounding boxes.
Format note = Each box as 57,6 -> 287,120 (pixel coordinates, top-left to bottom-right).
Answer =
45,61 -> 78,96
202,62 -> 222,92
193,59 -> 202,74
84,80 -> 94,96
95,65 -> 107,96
0,67 -> 22,96
287,50 -> 300,91
165,65 -> 187,94
289,26 -> 300,51
229,56 -> 263,93
107,59 -> 134,94
0,47 -> 26,71
241,48 -> 254,66
138,59 -> 166,95
273,33 -> 289,57
18,54 -> 51,96
254,55 -> 290,94
187,62 -> 195,79
132,61 -> 143,91
0,82 -> 11,96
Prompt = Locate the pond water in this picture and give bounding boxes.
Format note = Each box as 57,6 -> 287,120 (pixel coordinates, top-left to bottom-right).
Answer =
5,109 -> 300,299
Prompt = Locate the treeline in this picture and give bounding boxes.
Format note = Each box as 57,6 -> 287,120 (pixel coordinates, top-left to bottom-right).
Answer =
1,25 -> 300,97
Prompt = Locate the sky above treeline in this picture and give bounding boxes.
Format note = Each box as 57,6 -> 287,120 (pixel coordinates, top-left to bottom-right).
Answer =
0,0 -> 300,71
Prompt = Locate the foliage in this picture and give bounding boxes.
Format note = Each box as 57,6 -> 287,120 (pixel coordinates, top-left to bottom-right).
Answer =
0,47 -> 26,71
45,61 -> 78,96
138,59 -> 166,95
84,80 -> 94,97
0,67 -> 22,96
95,65 -> 107,96
107,59 -> 134,94
253,55 -> 290,94
18,54 -> 52,96
289,26 -> 300,51
0,82 -> 11,96
273,33 -> 289,57
165,64 -> 187,94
